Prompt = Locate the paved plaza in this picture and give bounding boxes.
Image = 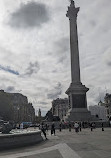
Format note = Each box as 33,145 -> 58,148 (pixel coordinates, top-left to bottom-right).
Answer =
0,128 -> 111,158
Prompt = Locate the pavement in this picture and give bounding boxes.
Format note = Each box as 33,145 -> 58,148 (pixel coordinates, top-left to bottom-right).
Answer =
0,127 -> 111,158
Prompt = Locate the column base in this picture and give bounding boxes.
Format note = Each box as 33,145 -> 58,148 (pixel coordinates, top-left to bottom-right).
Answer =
64,108 -> 91,122
66,82 -> 89,95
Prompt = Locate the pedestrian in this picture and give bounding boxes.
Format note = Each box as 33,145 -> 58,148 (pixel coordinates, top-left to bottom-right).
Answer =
41,123 -> 48,140
51,122 -> 55,135
102,122 -> 104,131
90,122 -> 95,131
74,122 -> 79,133
45,124 -> 49,132
20,122 -> 23,130
82,121 -> 85,128
69,122 -> 71,132
79,122 -> 82,132
93,122 -> 96,129
109,120 -> 111,127
59,123 -> 62,132
16,123 -> 19,129
90,122 -> 93,131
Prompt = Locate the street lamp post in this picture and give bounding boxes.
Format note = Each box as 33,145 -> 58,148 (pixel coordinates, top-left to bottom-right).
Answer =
17,105 -> 20,123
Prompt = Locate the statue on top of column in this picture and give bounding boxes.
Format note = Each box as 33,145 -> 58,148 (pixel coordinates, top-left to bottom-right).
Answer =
70,0 -> 75,6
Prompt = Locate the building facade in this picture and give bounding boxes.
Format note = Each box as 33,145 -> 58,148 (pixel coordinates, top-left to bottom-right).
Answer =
38,108 -> 41,117
52,98 -> 68,120
89,103 -> 107,121
104,93 -> 111,120
0,90 -> 35,123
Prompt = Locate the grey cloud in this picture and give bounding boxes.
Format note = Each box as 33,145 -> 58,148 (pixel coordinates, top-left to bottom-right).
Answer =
103,47 -> 111,66
47,37 -> 69,58
39,110 -> 48,116
38,106 -> 48,109
52,37 -> 70,65
107,62 -> 111,66
38,101 -> 48,105
89,20 -> 97,27
87,84 -> 94,89
5,86 -> 15,92
55,37 -> 69,54
0,65 -> 19,75
94,91 -> 105,103
52,69 -> 57,73
24,61 -> 40,76
58,56 -> 66,64
87,86 -> 106,106
8,1 -> 50,28
47,82 -> 62,99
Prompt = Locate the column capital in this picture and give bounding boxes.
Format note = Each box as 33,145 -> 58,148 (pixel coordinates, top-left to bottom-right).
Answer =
66,2 -> 79,19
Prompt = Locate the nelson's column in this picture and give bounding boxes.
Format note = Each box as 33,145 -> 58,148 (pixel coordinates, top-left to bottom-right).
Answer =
64,0 -> 91,121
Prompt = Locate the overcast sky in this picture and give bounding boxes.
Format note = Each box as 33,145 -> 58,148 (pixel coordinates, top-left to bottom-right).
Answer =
0,0 -> 111,115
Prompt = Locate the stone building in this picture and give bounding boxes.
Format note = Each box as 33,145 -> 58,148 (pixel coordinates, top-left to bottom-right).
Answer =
89,101 -> 107,121
38,108 -> 41,117
0,90 -> 35,123
52,98 -> 68,120
104,93 -> 111,120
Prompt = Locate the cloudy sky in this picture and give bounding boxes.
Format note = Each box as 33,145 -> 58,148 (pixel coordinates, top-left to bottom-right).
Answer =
0,0 -> 111,115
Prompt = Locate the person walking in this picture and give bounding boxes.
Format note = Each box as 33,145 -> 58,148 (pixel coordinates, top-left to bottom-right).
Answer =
41,123 -> 48,140
51,122 -> 55,135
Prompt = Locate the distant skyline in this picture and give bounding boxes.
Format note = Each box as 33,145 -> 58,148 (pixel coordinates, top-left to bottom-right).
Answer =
0,0 -> 111,115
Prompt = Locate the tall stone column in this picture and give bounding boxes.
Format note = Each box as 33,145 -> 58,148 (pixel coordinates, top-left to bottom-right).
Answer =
64,0 -> 91,121
66,0 -> 80,84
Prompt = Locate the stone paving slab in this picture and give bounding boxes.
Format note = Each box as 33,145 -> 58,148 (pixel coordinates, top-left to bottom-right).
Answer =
78,150 -> 111,158
68,143 -> 98,151
20,150 -> 63,158
0,128 -> 111,158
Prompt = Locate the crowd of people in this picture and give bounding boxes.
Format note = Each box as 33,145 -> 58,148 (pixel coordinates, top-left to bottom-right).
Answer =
39,121 -> 105,140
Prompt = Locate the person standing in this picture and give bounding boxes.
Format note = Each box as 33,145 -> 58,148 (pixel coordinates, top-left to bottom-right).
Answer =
82,122 -> 85,128
90,122 -> 93,131
74,122 -> 79,133
102,122 -> 104,131
45,124 -> 49,132
109,120 -> 111,127
20,122 -> 23,130
79,122 -> 82,132
59,123 -> 62,132
69,122 -> 71,132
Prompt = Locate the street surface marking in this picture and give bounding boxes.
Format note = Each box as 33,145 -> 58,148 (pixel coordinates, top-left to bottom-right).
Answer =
59,143 -> 81,158
0,143 -> 81,158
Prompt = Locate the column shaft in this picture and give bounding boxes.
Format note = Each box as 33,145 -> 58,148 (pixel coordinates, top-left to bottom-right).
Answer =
70,17 -> 81,83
